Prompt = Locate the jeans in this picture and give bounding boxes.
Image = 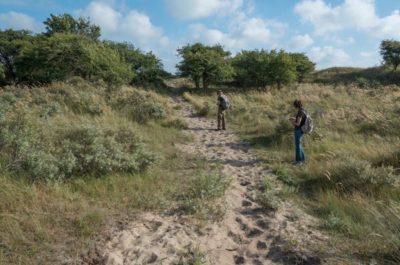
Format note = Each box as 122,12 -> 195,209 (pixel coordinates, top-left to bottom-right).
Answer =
295,128 -> 305,162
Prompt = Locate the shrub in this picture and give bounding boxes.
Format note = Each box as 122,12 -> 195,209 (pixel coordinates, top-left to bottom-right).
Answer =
318,157 -> 396,195
0,104 -> 155,180
111,88 -> 167,123
58,125 -> 156,177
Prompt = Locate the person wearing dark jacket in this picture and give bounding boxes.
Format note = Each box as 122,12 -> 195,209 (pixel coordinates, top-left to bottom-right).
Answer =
289,99 -> 306,165
217,90 -> 227,130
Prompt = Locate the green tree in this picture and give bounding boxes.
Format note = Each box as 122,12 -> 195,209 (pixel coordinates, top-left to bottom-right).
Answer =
177,43 -> 232,90
44,13 -> 101,41
232,49 -> 299,89
15,34 -> 132,85
290,53 -> 315,83
380,40 -> 400,71
268,50 -> 297,89
0,29 -> 33,84
105,41 -> 165,84
0,64 -> 4,84
231,50 -> 272,88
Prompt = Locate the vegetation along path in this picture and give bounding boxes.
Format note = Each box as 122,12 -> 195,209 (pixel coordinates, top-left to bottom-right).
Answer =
98,97 -> 330,265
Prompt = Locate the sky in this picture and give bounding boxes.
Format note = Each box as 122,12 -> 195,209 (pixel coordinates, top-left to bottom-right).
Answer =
0,0 -> 399,73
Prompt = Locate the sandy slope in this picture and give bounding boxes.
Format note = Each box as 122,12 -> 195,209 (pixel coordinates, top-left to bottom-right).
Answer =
94,97 -> 330,265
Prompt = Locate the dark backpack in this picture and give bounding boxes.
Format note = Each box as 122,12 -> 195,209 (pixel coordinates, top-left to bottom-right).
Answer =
220,95 -> 230,110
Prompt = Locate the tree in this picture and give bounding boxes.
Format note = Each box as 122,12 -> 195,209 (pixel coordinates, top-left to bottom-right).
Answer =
15,34 -> 132,85
177,43 -> 232,90
380,40 -> 400,71
269,50 -> 297,89
105,41 -> 165,84
44,14 -> 101,41
0,29 -> 33,84
231,50 -> 272,88
231,49 -> 300,89
290,53 -> 315,83
0,64 -> 4,84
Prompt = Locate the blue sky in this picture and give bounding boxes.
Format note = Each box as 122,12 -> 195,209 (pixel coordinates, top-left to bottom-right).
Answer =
0,0 -> 399,73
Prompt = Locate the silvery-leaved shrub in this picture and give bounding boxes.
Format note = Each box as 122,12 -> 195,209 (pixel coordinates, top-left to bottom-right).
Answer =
111,89 -> 166,123
59,125 -> 156,177
0,107 -> 155,180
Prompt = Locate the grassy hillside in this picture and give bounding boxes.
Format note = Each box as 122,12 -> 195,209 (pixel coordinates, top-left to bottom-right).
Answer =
184,84 -> 400,264
312,66 -> 400,87
0,79 -> 226,265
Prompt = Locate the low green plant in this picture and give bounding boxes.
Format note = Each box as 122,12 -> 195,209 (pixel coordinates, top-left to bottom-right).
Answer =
177,246 -> 207,265
177,173 -> 229,220
162,118 -> 189,129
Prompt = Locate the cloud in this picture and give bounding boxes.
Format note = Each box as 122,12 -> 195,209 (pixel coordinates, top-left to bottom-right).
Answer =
187,13 -> 287,51
294,0 -> 400,38
290,34 -> 314,50
309,46 -> 350,69
164,0 -> 243,19
0,11 -> 38,31
77,1 -> 166,45
122,10 -> 163,41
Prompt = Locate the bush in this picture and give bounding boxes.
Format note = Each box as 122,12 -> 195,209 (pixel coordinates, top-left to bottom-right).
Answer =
111,88 -> 167,123
58,125 -> 156,177
319,157 -> 396,195
0,102 -> 155,180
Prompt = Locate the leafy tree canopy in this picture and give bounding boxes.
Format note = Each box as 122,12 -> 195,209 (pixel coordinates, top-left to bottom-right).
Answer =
177,43 -> 232,90
44,13 -> 101,41
0,29 -> 33,83
105,41 -> 165,84
380,40 -> 400,71
15,33 -> 132,85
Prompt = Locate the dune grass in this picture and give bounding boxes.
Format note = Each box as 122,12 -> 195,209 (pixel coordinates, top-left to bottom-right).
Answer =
0,79 -> 226,265
184,83 -> 400,263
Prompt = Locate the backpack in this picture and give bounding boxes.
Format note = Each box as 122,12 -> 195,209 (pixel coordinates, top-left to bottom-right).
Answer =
301,113 -> 314,134
220,95 -> 230,110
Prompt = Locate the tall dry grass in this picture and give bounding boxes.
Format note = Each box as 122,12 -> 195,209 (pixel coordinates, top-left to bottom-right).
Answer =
186,83 -> 400,263
0,79 -> 226,264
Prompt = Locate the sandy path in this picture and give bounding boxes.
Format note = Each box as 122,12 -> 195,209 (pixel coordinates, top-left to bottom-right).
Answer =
99,98 -> 328,265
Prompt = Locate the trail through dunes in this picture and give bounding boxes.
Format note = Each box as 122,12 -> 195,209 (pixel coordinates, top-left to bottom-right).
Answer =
89,97 -> 333,265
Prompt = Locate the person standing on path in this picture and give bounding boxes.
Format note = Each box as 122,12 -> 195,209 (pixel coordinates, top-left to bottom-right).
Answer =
217,90 -> 229,131
290,99 -> 306,165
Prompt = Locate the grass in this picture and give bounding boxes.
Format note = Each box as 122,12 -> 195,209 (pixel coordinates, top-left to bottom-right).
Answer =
312,66 -> 400,87
184,83 -> 400,264
176,246 -> 207,265
0,79 -> 226,264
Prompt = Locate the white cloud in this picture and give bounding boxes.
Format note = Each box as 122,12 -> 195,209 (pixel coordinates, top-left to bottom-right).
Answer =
290,34 -> 314,50
165,0 -> 243,19
295,0 -> 400,38
77,1 -> 166,45
0,11 -> 38,31
122,10 -> 163,41
324,36 -> 355,46
78,1 -> 121,33
187,13 -> 287,51
309,46 -> 350,69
